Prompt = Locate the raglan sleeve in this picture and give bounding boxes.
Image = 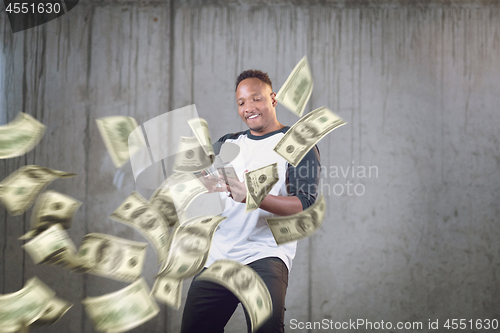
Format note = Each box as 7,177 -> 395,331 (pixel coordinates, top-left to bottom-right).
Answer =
285,145 -> 321,210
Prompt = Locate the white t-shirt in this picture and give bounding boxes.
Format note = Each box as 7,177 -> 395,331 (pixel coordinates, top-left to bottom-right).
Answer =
205,127 -> 321,272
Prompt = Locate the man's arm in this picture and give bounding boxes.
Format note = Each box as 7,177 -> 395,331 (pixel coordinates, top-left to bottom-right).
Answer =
259,194 -> 303,216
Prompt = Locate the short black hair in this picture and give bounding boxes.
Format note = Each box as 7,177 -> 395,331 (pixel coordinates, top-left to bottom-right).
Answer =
235,70 -> 273,91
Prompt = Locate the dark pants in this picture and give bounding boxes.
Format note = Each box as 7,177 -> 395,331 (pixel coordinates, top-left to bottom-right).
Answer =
180,257 -> 289,333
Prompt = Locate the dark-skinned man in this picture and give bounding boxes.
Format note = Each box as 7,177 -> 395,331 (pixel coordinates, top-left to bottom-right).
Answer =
181,70 -> 320,333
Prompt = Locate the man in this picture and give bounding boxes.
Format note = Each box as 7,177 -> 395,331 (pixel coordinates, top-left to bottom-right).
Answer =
181,70 -> 320,333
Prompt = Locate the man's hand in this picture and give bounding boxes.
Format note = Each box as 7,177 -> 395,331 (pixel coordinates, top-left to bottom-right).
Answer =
223,174 -> 247,203
198,170 -> 225,193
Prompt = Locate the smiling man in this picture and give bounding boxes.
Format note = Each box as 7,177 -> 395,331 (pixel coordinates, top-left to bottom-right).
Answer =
180,70 -> 321,333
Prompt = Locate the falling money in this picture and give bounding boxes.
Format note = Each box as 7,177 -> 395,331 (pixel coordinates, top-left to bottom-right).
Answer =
0,165 -> 76,216
276,56 -> 314,117
109,191 -> 171,266
273,107 -> 346,167
82,278 -> 160,333
78,233 -> 148,282
96,116 -> 145,168
173,136 -> 214,173
0,112 -> 46,159
244,163 -> 279,213
20,190 -> 82,240
151,276 -> 183,310
0,277 -> 64,332
158,215 -> 226,278
23,224 -> 81,269
266,194 -> 326,245
198,260 -> 272,333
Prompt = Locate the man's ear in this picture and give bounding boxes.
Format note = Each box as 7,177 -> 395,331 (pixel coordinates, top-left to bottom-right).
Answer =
271,92 -> 278,107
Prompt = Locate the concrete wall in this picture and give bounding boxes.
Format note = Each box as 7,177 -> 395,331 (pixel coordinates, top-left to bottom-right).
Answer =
1,1 -> 499,332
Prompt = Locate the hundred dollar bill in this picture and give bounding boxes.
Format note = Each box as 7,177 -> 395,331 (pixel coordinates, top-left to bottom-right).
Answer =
0,165 -> 76,216
173,136 -> 214,173
0,112 -> 46,159
151,276 -> 182,310
31,296 -> 73,326
20,191 -> 82,240
109,191 -> 170,266
158,215 -> 226,278
0,277 -> 56,332
187,118 -> 214,159
78,233 -> 148,282
276,56 -> 314,117
149,185 -> 180,228
96,116 -> 145,168
244,163 -> 279,213
266,194 -> 325,245
166,172 -> 208,217
22,224 -> 82,269
198,260 -> 272,332
82,278 -> 160,333
273,107 -> 346,167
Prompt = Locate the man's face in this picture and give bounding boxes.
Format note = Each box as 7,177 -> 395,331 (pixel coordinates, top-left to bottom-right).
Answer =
236,78 -> 278,135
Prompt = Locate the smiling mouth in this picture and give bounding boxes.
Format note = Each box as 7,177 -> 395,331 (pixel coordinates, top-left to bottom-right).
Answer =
246,114 -> 260,120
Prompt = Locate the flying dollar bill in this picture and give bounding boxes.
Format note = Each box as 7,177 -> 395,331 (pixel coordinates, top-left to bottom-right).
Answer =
173,136 -> 214,173
166,172 -> 208,217
276,56 -> 314,117
0,277 -> 56,332
0,112 -> 46,159
198,260 -> 272,333
82,278 -> 160,333
244,163 -> 279,213
151,276 -> 182,310
0,165 -> 76,216
187,118 -> 214,159
78,233 -> 148,282
109,191 -> 170,266
158,215 -> 226,278
96,116 -> 146,168
30,296 -> 73,327
149,185 -> 180,228
23,224 -> 81,269
266,194 -> 325,245
273,107 -> 346,167
20,191 -> 82,240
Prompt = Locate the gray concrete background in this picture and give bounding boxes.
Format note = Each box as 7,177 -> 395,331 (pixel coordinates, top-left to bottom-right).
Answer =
1,1 -> 500,332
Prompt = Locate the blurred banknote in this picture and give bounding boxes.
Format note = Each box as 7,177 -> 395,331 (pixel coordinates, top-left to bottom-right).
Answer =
109,191 -> 170,266
82,278 -> 159,333
173,136 -> 214,173
244,163 -> 279,213
198,260 -> 272,332
276,56 -> 313,117
23,224 -> 82,269
273,107 -> 346,167
0,277 -> 56,332
20,191 -> 81,240
187,118 -> 214,159
0,112 -> 46,159
166,172 -> 208,217
158,215 -> 226,278
151,276 -> 182,310
78,233 -> 148,282
0,165 -> 76,216
96,116 -> 145,168
149,185 -> 180,228
30,296 -> 73,327
266,194 -> 325,245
